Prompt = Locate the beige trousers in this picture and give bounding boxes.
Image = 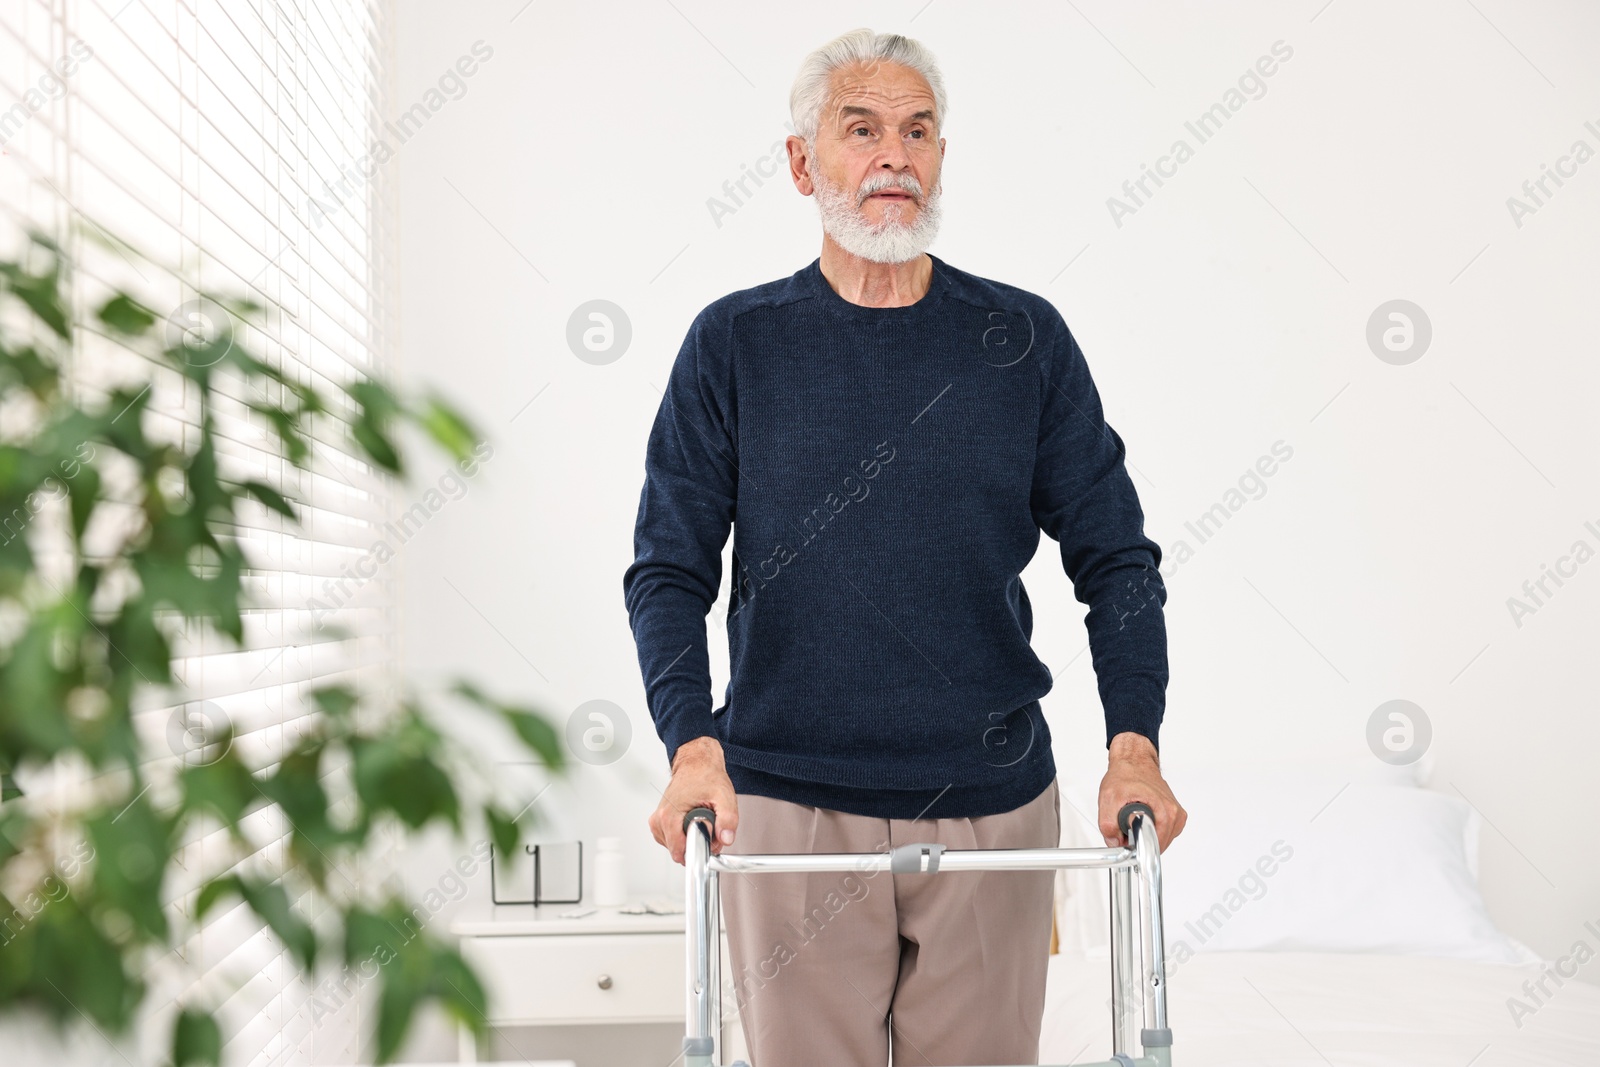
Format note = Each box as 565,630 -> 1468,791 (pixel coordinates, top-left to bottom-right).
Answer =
719,777 -> 1060,1067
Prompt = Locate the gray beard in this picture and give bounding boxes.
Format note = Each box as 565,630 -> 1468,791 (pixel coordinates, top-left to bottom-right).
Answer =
813,169 -> 943,265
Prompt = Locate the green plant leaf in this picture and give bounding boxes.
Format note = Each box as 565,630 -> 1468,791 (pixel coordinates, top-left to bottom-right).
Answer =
244,401 -> 310,466
186,425 -> 228,516
65,461 -> 101,541
311,684 -> 359,721
429,947 -> 489,1049
0,441 -> 49,500
85,790 -> 173,941
501,709 -> 566,771
450,680 -> 565,770
241,878 -> 318,973
219,294 -> 262,319
342,905 -> 393,967
350,729 -> 460,833
255,743 -> 346,885
352,418 -> 401,475
348,380 -> 404,475
347,379 -> 401,420
195,875 -> 241,921
179,750 -> 260,830
412,393 -> 480,463
485,805 -> 521,863
0,804 -> 31,858
373,948 -> 425,1064
0,343 -> 61,400
359,905 -> 488,1065
196,875 -> 316,972
171,1007 -> 222,1066
101,594 -> 178,692
130,524 -> 245,644
1,259 -> 71,339
97,386 -> 154,459
29,889 -> 143,1031
2,608 -> 79,758
97,293 -> 157,336
238,480 -> 299,522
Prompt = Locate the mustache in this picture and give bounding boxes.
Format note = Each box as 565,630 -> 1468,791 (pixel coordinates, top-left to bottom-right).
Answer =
856,176 -> 923,203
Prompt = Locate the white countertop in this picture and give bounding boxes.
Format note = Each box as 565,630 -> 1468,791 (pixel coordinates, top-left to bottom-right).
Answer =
451,902 -> 720,936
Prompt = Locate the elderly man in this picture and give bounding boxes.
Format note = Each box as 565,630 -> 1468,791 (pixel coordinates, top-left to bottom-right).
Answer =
623,27 -> 1185,1067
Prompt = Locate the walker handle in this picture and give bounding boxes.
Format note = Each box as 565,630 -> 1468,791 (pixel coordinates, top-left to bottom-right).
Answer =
1117,801 -> 1155,840
683,806 -> 717,836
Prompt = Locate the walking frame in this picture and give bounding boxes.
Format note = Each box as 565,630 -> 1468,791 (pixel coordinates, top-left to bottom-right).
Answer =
682,799 -> 1173,1067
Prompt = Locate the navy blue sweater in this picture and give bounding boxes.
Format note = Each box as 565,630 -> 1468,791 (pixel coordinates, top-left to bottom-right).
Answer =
622,253 -> 1168,820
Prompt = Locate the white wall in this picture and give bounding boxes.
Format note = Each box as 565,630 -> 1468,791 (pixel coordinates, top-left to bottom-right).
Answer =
391,0 -> 1600,1054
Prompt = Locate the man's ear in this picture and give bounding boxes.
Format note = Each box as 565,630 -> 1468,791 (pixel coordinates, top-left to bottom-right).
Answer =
787,136 -> 814,195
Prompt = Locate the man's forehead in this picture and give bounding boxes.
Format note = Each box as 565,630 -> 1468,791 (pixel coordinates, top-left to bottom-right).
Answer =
826,80 -> 938,124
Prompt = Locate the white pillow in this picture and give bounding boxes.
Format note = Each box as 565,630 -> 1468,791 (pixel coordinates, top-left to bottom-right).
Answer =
1053,755 -> 1539,964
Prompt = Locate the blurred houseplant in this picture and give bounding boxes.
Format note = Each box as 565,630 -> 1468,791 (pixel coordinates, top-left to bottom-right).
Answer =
0,227 -> 561,1065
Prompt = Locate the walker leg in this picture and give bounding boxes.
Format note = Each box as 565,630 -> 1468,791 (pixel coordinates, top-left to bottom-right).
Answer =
1109,865 -> 1140,1056
710,867 -> 723,1063
685,818 -> 718,1067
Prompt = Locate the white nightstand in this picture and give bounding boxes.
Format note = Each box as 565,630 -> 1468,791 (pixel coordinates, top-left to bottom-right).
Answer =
449,904 -> 745,1064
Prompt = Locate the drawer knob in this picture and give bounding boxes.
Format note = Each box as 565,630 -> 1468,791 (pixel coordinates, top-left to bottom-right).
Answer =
596,974 -> 613,990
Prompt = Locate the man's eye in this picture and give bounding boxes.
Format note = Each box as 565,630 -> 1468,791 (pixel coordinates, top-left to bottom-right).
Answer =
852,127 -> 871,136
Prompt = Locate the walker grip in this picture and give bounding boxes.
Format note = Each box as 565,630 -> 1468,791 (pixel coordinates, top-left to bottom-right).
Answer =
683,805 -> 717,836
1117,801 -> 1155,840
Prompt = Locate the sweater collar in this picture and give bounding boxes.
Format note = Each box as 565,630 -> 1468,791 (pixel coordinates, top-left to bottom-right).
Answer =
801,253 -> 951,322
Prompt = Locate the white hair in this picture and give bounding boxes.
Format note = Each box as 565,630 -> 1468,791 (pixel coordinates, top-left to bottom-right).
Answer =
789,28 -> 947,149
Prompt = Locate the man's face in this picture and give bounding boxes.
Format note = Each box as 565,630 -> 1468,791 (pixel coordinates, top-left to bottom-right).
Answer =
795,60 -> 946,263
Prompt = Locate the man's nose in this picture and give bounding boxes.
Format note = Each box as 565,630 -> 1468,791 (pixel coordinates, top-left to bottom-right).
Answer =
876,132 -> 917,171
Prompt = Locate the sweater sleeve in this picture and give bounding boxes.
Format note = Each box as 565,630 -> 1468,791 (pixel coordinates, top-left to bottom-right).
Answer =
1030,313 -> 1170,753
622,306 -> 738,768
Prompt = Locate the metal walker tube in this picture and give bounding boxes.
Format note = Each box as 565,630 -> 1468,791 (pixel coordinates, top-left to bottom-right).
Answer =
681,800 -> 1171,1067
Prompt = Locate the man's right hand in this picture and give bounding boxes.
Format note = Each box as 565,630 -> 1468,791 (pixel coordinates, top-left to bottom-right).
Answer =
648,736 -> 740,866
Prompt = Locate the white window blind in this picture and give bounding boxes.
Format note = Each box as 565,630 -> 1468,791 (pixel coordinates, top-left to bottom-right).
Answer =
1,1 -> 401,1065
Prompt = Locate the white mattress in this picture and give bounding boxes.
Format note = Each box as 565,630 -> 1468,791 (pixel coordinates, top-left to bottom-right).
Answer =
1041,948 -> 1600,1066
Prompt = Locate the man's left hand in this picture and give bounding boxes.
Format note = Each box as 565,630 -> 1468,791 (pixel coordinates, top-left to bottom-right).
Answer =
1098,731 -> 1186,853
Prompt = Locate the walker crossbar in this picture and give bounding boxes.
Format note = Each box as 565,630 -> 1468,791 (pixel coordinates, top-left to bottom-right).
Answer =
681,800 -> 1172,1067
